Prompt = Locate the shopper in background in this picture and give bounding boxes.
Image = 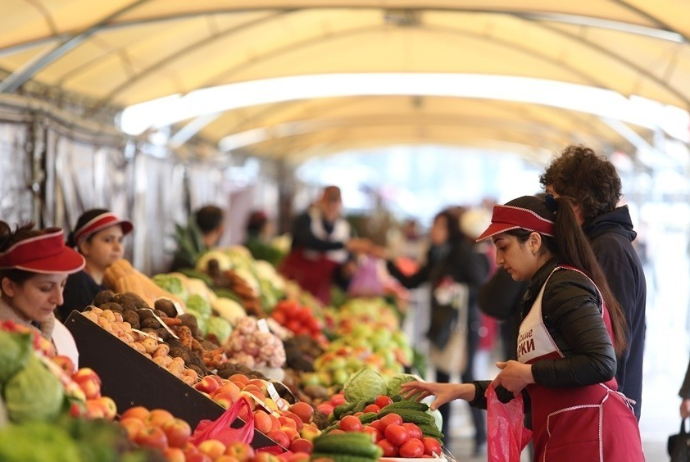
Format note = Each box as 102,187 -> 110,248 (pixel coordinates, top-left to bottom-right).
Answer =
679,360 -> 690,418
280,185 -> 370,304
56,209 -> 133,321
540,145 -> 647,420
385,207 -> 489,456
402,195 -> 644,462
0,221 -> 86,366
170,204 -> 225,271
244,210 -> 284,267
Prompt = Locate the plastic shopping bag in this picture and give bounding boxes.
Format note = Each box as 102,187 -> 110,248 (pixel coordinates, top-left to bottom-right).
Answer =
190,396 -> 255,446
347,256 -> 385,297
487,384 -> 532,462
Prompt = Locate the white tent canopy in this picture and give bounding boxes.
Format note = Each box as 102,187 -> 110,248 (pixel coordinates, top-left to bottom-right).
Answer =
1,1 -> 689,162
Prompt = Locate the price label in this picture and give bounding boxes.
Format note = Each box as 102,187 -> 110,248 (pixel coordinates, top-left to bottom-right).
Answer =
257,318 -> 271,333
267,382 -> 290,411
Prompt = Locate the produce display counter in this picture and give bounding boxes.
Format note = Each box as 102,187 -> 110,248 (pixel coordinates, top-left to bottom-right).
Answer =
65,311 -> 278,449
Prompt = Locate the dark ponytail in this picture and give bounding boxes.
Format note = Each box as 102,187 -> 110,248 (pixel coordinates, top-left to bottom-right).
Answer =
549,196 -> 627,354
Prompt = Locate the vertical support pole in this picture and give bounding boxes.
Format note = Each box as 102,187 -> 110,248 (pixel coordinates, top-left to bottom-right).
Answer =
276,159 -> 295,236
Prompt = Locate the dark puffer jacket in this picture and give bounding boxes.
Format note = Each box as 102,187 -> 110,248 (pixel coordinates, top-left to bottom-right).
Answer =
470,259 -> 617,409
583,206 -> 646,420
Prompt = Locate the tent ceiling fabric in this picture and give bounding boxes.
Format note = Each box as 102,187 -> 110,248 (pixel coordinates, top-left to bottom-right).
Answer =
1,0 -> 688,160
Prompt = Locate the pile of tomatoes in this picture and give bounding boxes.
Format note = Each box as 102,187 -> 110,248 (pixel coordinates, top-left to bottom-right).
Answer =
270,300 -> 327,343
330,405 -> 442,458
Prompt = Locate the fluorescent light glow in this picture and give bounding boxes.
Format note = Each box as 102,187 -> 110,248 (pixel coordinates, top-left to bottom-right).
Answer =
120,74 -> 690,143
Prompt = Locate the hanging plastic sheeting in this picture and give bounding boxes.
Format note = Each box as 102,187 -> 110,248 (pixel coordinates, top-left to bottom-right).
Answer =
0,121 -> 32,226
51,132 -> 134,258
130,154 -> 187,275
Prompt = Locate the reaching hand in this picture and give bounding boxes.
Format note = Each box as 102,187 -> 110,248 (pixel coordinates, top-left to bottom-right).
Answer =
491,361 -> 534,396
400,381 -> 475,411
680,398 -> 690,419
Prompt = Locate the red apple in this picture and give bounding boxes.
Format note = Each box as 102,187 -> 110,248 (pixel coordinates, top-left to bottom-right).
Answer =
85,399 -> 106,419
253,452 -> 280,462
315,403 -> 334,416
289,402 -> 314,424
289,438 -> 313,454
162,417 -> 192,448
280,426 -> 300,442
198,439 -> 226,459
281,411 -> 304,432
213,392 -> 239,410
52,355 -> 76,375
73,368 -> 102,400
146,408 -> 174,428
214,382 -> 241,401
254,410 -> 273,434
121,405 -> 150,422
287,452 -> 311,462
299,424 -> 321,442
267,429 -> 290,448
119,416 -> 146,439
278,416 -> 297,431
163,447 -> 186,462
229,374 -> 250,388
95,396 -> 117,420
195,376 -> 221,394
215,456 -> 241,462
134,425 -> 168,451
184,452 -> 213,462
225,441 -> 255,460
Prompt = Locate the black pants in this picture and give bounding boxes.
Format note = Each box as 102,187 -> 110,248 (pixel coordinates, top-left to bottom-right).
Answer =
435,322 -> 486,448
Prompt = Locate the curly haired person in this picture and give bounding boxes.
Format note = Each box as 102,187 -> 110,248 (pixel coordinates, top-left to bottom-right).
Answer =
539,145 -> 647,420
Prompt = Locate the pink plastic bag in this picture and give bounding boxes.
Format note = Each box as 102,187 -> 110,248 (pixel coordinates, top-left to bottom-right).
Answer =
190,397 -> 255,446
347,256 -> 385,297
487,385 -> 532,462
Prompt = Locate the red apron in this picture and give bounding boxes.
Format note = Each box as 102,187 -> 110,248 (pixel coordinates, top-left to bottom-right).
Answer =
279,249 -> 339,305
518,266 -> 644,462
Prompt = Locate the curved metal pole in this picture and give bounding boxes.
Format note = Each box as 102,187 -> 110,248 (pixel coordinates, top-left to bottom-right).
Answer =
0,0 -> 150,93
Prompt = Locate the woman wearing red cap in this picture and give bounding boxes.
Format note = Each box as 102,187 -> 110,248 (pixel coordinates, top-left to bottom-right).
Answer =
0,221 -> 86,365
56,209 -> 133,321
401,195 -> 644,461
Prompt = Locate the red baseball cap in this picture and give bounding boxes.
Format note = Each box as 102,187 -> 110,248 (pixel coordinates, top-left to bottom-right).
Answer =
72,212 -> 133,245
0,228 -> 86,274
476,204 -> 555,242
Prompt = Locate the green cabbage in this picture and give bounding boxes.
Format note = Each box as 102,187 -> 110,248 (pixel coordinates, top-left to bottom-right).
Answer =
386,373 -> 419,397
343,368 -> 387,403
212,297 -> 246,323
206,316 -> 232,343
0,331 -> 33,383
0,421 -> 81,462
187,294 -> 212,318
187,310 -> 208,336
3,355 -> 64,423
152,274 -> 188,302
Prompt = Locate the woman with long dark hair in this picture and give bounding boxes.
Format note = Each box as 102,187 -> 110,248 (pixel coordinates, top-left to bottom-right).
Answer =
401,195 -> 643,461
386,207 -> 489,455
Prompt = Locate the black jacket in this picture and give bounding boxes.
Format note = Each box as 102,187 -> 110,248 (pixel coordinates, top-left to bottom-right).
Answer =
478,268 -> 528,361
470,259 -> 617,409
583,206 -> 646,420
56,270 -> 105,322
